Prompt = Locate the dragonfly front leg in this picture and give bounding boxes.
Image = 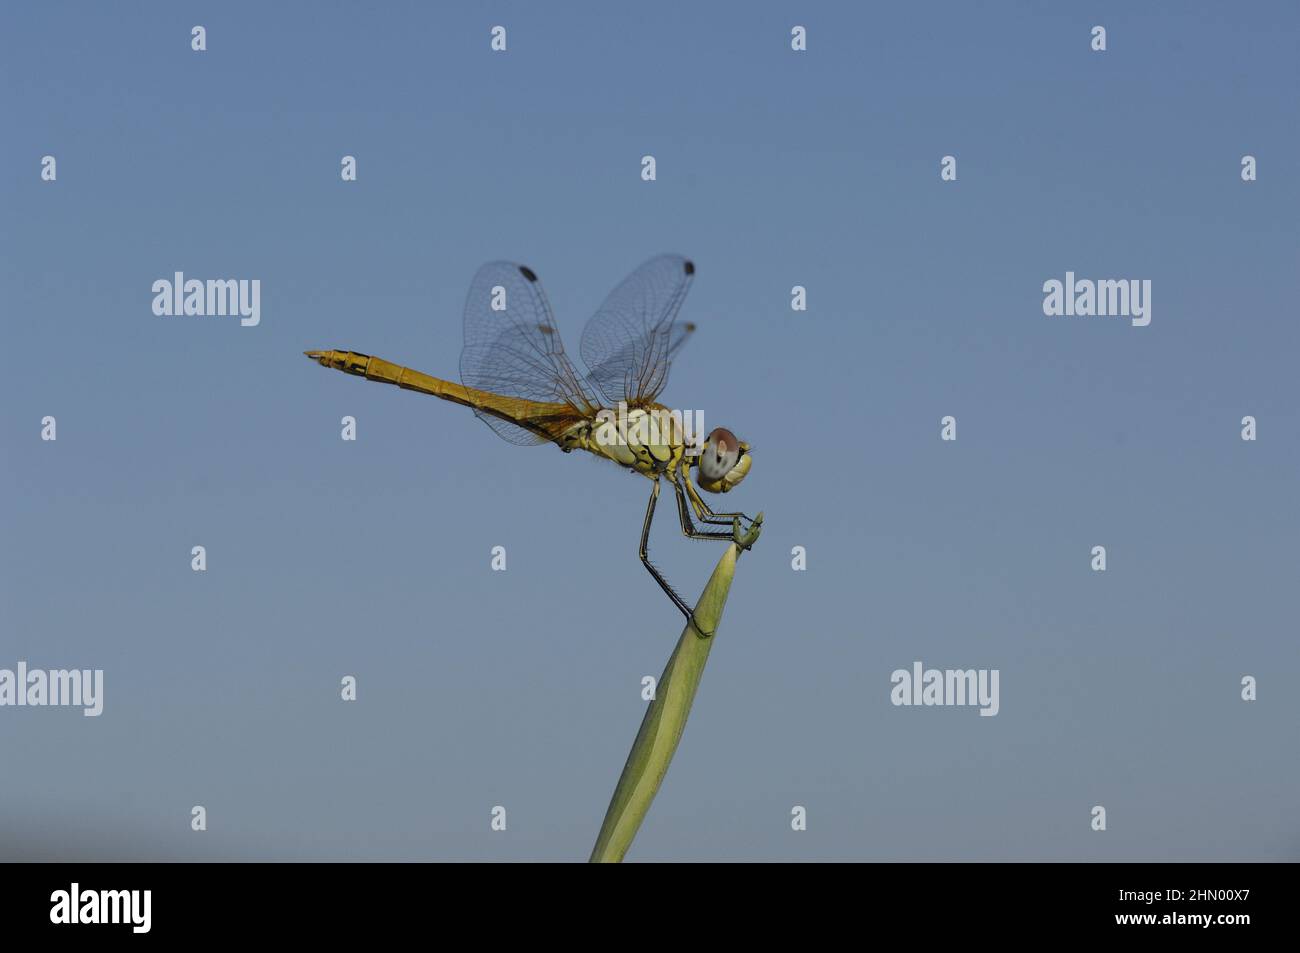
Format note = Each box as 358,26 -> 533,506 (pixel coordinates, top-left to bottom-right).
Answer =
672,478 -> 744,540
673,476 -> 764,553
640,478 -> 712,635
683,467 -> 754,524
683,468 -> 764,548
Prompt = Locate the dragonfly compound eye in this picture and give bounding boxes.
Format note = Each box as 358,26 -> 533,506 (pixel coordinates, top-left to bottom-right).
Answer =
699,427 -> 741,483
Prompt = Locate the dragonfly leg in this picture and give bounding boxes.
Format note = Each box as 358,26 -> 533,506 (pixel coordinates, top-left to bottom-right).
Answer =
672,478 -> 742,541
682,469 -> 764,549
684,467 -> 757,526
640,478 -> 713,638
673,476 -> 764,554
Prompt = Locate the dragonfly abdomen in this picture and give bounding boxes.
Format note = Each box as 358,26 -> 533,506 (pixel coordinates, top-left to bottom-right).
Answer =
303,349 -> 575,441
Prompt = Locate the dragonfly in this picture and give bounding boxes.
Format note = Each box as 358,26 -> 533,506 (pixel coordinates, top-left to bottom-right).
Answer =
304,255 -> 762,637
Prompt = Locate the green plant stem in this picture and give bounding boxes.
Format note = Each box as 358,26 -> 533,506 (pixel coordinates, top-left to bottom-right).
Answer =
589,544 -> 739,863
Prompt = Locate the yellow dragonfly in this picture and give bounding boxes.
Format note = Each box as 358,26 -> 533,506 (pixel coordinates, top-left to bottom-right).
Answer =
304,255 -> 762,636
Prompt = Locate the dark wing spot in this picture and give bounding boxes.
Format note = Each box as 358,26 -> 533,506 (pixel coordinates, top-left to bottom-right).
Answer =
519,265 -> 538,282
683,260 -> 695,275
683,322 -> 696,332
537,323 -> 553,335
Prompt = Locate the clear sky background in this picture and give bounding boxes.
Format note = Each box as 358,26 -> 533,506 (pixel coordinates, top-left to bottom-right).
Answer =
2,2 -> 1297,861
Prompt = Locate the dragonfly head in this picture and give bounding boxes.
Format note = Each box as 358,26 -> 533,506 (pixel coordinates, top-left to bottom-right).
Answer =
695,427 -> 751,494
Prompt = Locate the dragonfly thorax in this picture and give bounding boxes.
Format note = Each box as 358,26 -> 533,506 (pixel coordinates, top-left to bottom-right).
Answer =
564,405 -> 687,478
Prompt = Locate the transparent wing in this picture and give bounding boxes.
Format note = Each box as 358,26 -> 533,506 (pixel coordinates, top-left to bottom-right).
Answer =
579,255 -> 697,407
459,261 -> 599,445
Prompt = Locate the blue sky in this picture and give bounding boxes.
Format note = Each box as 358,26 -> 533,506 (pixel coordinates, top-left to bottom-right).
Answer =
2,1 -> 1297,860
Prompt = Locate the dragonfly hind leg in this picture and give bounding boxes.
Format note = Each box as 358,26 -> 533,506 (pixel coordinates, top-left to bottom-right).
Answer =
640,479 -> 715,638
